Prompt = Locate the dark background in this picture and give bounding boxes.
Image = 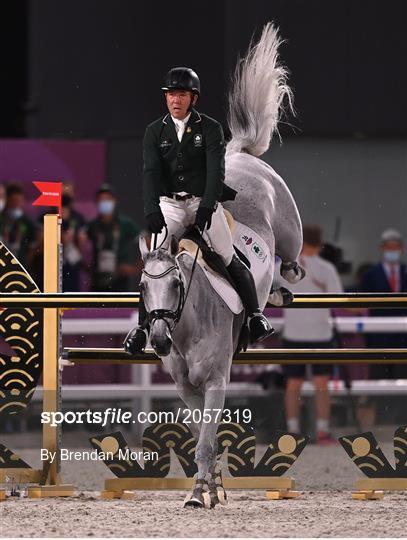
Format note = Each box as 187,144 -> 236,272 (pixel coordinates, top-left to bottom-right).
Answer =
3,0 -> 405,139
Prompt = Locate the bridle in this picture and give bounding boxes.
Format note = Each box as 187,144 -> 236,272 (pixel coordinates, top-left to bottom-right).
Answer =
142,263 -> 185,332
143,225 -> 202,333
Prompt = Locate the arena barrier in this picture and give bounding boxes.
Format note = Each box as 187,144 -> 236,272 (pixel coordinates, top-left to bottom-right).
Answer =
1,214 -> 407,501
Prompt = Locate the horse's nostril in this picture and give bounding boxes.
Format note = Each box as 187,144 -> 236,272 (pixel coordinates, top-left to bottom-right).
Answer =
151,334 -> 173,356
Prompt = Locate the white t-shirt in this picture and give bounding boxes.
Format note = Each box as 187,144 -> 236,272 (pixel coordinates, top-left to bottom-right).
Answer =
275,254 -> 343,342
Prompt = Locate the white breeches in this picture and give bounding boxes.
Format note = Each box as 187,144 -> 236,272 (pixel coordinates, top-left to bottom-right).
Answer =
152,196 -> 234,266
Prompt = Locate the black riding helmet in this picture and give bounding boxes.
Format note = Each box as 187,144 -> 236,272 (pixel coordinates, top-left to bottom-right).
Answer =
162,67 -> 200,95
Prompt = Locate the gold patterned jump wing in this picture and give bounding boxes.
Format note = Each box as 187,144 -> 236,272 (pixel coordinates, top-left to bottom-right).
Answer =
142,423 -> 188,477
90,431 -> 146,478
0,443 -> 31,468
255,432 -> 309,477
217,422 -> 256,476
90,426 -> 172,479
0,242 -> 43,417
393,425 -> 407,476
146,422 -> 196,477
339,431 -> 396,478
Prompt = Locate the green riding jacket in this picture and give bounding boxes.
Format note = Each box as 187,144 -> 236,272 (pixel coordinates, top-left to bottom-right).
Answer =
142,108 -> 236,217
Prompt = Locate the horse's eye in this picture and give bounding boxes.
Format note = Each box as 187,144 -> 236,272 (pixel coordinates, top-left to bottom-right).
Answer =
172,279 -> 180,289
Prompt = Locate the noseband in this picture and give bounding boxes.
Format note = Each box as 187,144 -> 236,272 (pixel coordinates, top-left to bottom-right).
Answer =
142,264 -> 185,331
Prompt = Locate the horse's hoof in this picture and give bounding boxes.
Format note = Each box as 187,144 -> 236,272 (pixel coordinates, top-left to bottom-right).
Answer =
184,497 -> 203,509
217,488 -> 228,506
268,286 -> 294,307
183,491 -> 211,509
280,261 -> 306,284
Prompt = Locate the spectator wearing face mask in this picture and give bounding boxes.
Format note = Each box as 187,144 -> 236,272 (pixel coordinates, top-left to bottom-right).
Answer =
60,182 -> 87,291
35,182 -> 87,290
0,184 -> 6,217
86,184 -> 141,291
360,228 -> 407,378
0,183 -> 38,268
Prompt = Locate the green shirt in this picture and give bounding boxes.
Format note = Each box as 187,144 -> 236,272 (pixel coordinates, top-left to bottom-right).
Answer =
0,212 -> 37,267
87,214 -> 140,267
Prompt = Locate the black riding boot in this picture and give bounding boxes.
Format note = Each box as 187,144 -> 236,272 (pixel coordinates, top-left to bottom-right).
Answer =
123,294 -> 149,354
226,255 -> 274,343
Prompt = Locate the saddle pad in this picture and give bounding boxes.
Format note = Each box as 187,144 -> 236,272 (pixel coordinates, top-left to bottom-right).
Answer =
232,221 -> 272,287
177,251 -> 244,315
176,222 -> 272,315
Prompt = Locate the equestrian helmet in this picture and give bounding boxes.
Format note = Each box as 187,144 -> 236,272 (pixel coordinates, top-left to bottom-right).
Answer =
162,67 -> 200,95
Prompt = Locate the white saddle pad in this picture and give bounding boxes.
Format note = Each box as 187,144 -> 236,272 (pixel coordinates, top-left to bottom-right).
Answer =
177,222 -> 271,315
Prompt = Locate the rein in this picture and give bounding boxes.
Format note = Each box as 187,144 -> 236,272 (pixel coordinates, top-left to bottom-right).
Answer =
142,225 -> 203,331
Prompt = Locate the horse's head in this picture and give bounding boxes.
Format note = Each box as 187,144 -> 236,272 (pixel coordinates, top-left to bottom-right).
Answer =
139,236 -> 183,356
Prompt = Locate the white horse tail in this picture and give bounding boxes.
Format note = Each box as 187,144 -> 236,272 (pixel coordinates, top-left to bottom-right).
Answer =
227,22 -> 293,157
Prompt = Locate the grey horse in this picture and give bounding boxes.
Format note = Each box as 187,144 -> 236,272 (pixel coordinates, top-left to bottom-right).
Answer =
138,22 -> 303,508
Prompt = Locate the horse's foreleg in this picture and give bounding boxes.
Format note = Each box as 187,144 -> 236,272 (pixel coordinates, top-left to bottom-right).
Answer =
196,376 -> 225,477
185,374 -> 226,508
163,351 -> 204,442
175,380 -> 204,443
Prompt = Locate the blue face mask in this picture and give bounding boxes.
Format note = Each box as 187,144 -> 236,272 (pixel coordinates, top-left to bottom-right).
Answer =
9,208 -> 23,219
383,250 -> 401,263
98,200 -> 115,215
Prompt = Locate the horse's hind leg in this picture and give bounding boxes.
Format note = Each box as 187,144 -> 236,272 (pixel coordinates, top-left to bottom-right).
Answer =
273,188 -> 305,284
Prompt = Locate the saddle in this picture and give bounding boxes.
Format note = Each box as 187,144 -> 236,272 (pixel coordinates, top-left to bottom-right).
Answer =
178,210 -> 250,286
179,227 -> 237,289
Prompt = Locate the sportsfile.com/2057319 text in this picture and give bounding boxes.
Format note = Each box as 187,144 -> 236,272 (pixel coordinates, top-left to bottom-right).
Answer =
41,408 -> 253,427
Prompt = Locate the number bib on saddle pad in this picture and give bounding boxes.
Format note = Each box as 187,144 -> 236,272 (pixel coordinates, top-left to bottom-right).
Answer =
177,222 -> 272,315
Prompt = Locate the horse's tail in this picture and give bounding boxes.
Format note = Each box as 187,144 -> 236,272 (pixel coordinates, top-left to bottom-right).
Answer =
227,22 -> 293,157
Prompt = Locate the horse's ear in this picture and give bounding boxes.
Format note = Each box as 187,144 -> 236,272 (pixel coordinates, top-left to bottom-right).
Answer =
170,235 -> 179,256
139,235 -> 149,261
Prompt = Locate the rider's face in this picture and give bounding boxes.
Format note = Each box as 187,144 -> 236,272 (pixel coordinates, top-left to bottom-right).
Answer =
165,90 -> 197,120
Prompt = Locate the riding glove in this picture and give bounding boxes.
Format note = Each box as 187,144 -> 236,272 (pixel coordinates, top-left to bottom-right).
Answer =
146,211 -> 166,234
194,207 -> 213,232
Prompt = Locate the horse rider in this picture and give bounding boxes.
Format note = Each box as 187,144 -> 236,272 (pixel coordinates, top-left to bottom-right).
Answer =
124,67 -> 274,354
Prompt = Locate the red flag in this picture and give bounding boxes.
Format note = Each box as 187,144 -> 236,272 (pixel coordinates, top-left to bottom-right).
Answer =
32,181 -> 63,216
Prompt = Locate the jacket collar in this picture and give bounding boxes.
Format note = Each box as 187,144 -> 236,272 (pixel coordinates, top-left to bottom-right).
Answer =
161,109 -> 202,147
162,108 -> 202,125
188,108 -> 202,124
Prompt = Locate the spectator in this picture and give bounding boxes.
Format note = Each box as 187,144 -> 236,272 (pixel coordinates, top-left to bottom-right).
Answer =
276,225 -> 343,444
346,263 -> 373,293
86,184 -> 141,291
0,183 -> 38,268
360,228 -> 407,379
34,182 -> 88,291
0,183 -> 6,216
60,182 -> 87,291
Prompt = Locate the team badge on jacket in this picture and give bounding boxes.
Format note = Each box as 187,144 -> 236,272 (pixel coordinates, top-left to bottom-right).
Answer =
194,134 -> 203,147
160,139 -> 172,148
